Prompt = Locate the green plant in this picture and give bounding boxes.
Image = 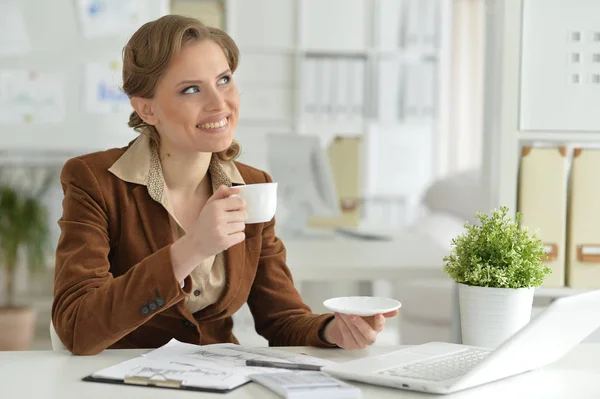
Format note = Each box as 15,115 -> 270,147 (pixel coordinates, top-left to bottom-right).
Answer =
443,206 -> 551,289
0,171 -> 53,308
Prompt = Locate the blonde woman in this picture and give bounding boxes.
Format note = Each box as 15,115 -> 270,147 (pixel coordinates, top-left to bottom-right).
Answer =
52,15 -> 397,355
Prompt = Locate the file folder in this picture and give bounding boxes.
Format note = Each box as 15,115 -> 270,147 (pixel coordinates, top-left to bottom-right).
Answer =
567,148 -> 600,288
309,136 -> 362,229
518,146 -> 567,287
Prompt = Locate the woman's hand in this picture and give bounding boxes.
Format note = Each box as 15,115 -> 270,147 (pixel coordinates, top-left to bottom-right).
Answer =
322,310 -> 399,349
170,185 -> 246,281
189,185 -> 247,256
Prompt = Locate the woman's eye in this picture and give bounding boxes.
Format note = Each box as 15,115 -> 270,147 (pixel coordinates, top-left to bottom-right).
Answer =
218,75 -> 231,85
182,86 -> 200,94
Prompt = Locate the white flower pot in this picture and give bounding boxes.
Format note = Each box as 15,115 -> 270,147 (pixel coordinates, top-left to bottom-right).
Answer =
458,283 -> 534,349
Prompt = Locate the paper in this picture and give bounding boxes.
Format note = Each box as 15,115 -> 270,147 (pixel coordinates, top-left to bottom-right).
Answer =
84,61 -> 131,114
143,339 -> 336,367
0,0 -> 31,55
0,70 -> 66,124
91,339 -> 335,391
75,0 -> 169,39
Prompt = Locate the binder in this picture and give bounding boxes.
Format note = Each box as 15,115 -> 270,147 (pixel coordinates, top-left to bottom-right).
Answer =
518,146 -> 567,288
377,58 -> 402,122
308,136 -> 362,229
318,57 -> 333,121
350,58 -> 365,123
302,57 -> 318,121
333,57 -> 349,122
567,148 -> 600,288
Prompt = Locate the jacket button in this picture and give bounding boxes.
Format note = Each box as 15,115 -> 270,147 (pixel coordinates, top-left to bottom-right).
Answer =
155,296 -> 165,306
193,289 -> 201,297
148,301 -> 157,311
140,306 -> 150,315
183,320 -> 195,329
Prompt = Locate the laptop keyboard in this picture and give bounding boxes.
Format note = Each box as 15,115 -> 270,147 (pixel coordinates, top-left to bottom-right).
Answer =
377,348 -> 490,382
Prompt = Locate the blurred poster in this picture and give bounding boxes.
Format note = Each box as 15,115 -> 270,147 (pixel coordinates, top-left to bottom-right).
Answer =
84,60 -> 131,114
0,70 -> 66,124
75,0 -> 169,39
0,0 -> 31,55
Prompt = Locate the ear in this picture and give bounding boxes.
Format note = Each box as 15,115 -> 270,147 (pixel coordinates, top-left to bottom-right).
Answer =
130,97 -> 159,125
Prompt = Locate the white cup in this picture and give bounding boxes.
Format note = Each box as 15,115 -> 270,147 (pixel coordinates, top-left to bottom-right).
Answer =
233,183 -> 278,224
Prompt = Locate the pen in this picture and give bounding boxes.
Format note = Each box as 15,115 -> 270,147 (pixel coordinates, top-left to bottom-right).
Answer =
245,359 -> 323,371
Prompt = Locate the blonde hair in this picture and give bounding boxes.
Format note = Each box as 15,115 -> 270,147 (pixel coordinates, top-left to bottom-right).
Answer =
122,15 -> 240,161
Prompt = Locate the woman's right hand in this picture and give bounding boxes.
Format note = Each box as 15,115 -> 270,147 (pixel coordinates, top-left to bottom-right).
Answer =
191,185 -> 247,256
170,185 -> 247,282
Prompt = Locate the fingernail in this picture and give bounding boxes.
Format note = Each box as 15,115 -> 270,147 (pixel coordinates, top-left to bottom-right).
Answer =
350,316 -> 358,322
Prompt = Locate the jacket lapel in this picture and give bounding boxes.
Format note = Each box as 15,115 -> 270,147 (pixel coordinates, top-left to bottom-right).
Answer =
132,185 -> 173,253
196,156 -> 246,319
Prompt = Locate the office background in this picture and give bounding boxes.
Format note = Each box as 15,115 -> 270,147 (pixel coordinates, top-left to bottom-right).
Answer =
4,0 -> 597,350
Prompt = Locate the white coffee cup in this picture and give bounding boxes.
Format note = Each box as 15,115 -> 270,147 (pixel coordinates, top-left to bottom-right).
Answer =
233,183 -> 278,224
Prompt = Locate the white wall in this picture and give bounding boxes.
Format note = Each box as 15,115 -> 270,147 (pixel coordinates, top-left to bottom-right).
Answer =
0,0 -> 167,152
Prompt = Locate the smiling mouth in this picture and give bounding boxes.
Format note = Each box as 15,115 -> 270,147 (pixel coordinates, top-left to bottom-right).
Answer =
196,117 -> 229,130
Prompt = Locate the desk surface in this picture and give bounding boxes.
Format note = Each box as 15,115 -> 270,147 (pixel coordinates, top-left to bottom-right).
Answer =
2,344 -> 599,398
283,231 -> 448,281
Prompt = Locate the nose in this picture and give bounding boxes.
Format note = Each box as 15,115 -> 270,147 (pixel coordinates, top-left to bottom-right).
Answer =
203,86 -> 226,112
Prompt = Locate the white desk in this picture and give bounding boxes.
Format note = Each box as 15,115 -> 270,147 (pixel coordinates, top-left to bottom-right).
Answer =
2,345 -> 600,398
283,231 -> 462,342
283,231 -> 448,281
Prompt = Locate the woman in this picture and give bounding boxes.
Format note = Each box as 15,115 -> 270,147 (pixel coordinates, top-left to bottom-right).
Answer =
52,15 -> 397,355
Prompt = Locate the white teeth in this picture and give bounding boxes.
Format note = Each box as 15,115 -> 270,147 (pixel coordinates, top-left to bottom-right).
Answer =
198,118 -> 228,129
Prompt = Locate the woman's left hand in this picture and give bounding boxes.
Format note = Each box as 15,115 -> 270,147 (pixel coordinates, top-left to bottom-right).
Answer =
322,310 -> 399,349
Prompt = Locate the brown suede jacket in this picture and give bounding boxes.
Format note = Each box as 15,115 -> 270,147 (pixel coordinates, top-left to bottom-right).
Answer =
52,137 -> 335,355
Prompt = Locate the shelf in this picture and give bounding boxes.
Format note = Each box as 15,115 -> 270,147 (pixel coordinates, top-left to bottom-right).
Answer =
301,49 -> 368,58
519,131 -> 600,142
237,46 -> 298,55
298,48 -> 439,62
298,120 -> 366,136
236,119 -> 293,128
374,51 -> 439,63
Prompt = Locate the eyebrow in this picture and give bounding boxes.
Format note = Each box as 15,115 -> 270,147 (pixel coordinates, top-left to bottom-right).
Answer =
176,69 -> 232,86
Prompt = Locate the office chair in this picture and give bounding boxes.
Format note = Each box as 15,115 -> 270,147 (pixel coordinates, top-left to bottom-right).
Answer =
49,320 -> 67,351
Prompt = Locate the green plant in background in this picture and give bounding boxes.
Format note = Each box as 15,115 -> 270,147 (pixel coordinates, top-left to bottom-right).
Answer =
443,206 -> 551,289
0,171 -> 53,308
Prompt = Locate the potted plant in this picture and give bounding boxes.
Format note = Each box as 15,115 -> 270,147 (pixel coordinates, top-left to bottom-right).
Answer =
443,206 -> 551,348
0,170 -> 52,350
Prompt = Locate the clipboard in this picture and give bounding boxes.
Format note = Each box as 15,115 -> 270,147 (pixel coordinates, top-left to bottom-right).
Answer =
79,338 -> 335,394
80,348 -> 253,394
82,374 -> 250,393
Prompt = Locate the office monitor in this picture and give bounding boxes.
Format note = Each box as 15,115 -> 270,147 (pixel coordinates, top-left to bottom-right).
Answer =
266,133 -> 340,235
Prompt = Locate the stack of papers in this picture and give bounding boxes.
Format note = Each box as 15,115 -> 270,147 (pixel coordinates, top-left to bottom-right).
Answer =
87,339 -> 336,392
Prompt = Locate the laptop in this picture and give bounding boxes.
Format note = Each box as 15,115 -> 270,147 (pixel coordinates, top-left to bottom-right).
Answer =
321,290 -> 600,394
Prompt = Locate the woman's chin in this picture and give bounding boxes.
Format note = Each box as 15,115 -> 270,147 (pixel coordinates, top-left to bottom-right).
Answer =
191,137 -> 234,154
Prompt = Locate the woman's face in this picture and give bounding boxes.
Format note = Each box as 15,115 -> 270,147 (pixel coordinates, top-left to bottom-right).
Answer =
150,40 -> 239,153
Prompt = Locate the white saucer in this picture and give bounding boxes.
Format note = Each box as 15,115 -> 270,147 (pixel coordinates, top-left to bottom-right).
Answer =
323,296 -> 402,317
